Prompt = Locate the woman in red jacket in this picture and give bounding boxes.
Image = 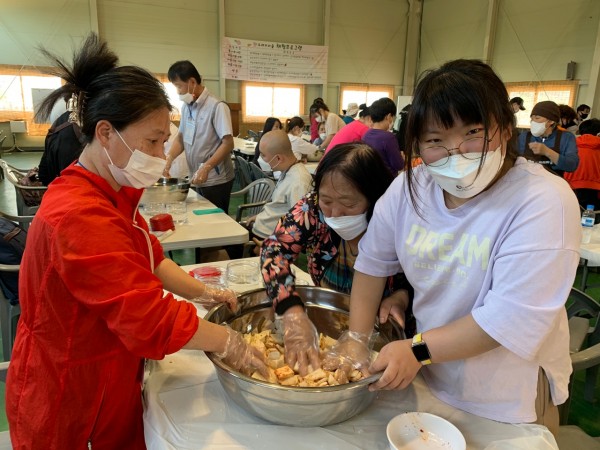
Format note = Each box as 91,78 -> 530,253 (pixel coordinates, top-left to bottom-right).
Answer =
6,33 -> 267,449
564,118 -> 600,210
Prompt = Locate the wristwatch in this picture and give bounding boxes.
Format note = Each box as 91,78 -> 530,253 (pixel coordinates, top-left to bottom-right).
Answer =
411,333 -> 432,365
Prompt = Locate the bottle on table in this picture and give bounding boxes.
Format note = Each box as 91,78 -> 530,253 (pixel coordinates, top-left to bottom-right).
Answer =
581,205 -> 596,244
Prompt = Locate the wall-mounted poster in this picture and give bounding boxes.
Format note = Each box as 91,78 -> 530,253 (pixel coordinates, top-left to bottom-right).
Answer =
222,36 -> 328,84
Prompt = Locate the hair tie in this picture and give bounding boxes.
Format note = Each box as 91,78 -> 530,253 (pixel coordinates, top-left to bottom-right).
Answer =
66,92 -> 82,126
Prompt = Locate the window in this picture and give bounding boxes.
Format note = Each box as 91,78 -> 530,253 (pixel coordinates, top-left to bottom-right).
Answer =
505,81 -> 579,128
241,81 -> 304,123
0,65 -> 62,136
155,74 -> 182,121
340,83 -> 394,113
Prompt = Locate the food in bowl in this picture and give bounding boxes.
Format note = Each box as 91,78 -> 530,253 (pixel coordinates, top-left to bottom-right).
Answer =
203,286 -> 403,426
242,327 -> 367,387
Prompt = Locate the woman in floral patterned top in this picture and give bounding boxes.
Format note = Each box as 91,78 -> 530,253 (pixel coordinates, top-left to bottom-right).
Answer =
260,143 -> 412,376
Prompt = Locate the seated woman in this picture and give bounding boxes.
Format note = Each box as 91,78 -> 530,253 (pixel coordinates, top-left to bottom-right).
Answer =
339,59 -> 579,437
285,116 -> 319,161
260,143 -> 411,376
253,117 -> 282,165
564,118 -> 600,211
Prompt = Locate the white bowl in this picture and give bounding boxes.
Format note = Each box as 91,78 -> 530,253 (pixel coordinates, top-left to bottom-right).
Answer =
386,412 -> 466,450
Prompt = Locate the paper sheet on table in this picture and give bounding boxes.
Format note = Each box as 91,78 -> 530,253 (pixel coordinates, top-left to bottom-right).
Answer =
484,424 -> 558,449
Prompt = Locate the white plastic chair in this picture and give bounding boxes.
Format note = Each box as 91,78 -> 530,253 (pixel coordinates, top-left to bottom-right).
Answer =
231,178 -> 276,224
0,159 -> 47,217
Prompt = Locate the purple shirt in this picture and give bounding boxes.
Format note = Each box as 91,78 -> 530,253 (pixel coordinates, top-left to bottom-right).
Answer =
362,128 -> 404,173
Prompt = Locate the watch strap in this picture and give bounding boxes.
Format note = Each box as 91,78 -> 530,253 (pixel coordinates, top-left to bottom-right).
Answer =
412,333 -> 432,365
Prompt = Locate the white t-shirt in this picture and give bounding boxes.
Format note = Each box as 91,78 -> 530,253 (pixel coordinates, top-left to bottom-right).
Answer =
355,158 -> 581,422
288,134 -> 319,161
252,163 -> 313,238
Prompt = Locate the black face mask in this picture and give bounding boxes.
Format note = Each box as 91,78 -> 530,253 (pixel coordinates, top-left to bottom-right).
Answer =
581,113 -> 589,120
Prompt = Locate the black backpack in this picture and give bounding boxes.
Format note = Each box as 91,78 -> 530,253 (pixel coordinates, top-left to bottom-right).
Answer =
0,217 -> 27,305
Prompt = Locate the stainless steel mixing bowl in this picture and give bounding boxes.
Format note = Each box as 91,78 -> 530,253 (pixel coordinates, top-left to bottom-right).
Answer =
140,177 -> 190,204
204,286 -> 402,427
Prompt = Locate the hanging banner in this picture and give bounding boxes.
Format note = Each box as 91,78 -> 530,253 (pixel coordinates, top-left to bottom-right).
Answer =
222,36 -> 328,84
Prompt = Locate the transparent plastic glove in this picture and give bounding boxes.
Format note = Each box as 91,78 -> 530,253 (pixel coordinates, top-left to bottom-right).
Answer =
213,326 -> 269,378
190,284 -> 238,312
322,330 -> 372,376
280,311 -> 321,376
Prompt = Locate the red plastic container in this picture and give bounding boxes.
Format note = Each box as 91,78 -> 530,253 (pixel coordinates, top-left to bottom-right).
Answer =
149,213 -> 175,232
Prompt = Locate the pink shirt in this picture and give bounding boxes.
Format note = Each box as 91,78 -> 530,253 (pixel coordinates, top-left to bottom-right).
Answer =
325,120 -> 369,153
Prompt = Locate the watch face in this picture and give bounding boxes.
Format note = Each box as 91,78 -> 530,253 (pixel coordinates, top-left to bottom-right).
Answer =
412,342 -> 431,362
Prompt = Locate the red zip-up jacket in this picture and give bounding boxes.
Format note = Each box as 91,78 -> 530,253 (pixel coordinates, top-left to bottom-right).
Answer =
564,133 -> 600,191
6,164 -> 199,449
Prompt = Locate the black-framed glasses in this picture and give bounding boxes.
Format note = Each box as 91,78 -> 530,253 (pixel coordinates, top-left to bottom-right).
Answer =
419,129 -> 498,167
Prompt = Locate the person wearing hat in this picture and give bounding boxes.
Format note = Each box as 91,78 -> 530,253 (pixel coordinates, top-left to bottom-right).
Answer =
510,97 -> 526,113
342,102 -> 359,124
517,100 -> 579,177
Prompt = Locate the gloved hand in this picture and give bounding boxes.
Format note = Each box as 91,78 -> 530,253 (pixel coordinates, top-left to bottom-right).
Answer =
191,284 -> 238,312
213,326 -> 269,378
280,310 -> 321,376
322,330 -> 372,375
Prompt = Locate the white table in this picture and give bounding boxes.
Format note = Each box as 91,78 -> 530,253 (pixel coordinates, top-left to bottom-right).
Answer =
140,192 -> 248,252
578,225 -> 600,291
234,137 -> 257,157
143,260 -> 558,450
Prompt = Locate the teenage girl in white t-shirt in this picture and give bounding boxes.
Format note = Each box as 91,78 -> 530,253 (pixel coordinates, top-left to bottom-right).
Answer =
325,59 -> 581,437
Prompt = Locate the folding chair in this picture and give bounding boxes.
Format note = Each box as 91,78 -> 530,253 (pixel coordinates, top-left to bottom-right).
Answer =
558,288 -> 600,428
0,159 -> 47,217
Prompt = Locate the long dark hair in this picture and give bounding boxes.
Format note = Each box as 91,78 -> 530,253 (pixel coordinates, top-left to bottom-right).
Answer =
310,99 -> 330,116
314,143 -> 394,221
253,117 -> 282,163
405,59 -> 517,214
36,33 -> 172,144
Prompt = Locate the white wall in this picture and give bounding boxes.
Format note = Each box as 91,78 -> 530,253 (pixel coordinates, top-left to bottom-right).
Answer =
0,0 -> 92,66
2,0 -> 600,111
419,0 -> 600,106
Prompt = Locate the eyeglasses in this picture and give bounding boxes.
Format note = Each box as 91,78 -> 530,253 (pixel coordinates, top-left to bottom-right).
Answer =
418,128 -> 498,167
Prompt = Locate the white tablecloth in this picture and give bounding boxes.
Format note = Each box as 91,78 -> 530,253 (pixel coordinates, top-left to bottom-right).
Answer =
579,225 -> 600,266
143,351 -> 557,450
143,260 -> 558,450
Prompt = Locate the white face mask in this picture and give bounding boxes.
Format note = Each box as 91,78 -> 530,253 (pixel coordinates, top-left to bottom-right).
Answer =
319,132 -> 327,141
530,120 -> 548,137
324,212 -> 368,241
426,145 -> 505,199
265,155 -> 280,171
315,115 -> 323,123
178,81 -> 194,104
105,129 -> 166,189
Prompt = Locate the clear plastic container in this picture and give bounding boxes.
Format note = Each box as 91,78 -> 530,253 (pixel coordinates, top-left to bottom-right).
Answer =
581,205 -> 596,244
225,260 -> 260,290
189,266 -> 226,288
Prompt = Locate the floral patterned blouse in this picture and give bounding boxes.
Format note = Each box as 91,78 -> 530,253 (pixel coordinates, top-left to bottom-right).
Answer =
260,191 -> 410,315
